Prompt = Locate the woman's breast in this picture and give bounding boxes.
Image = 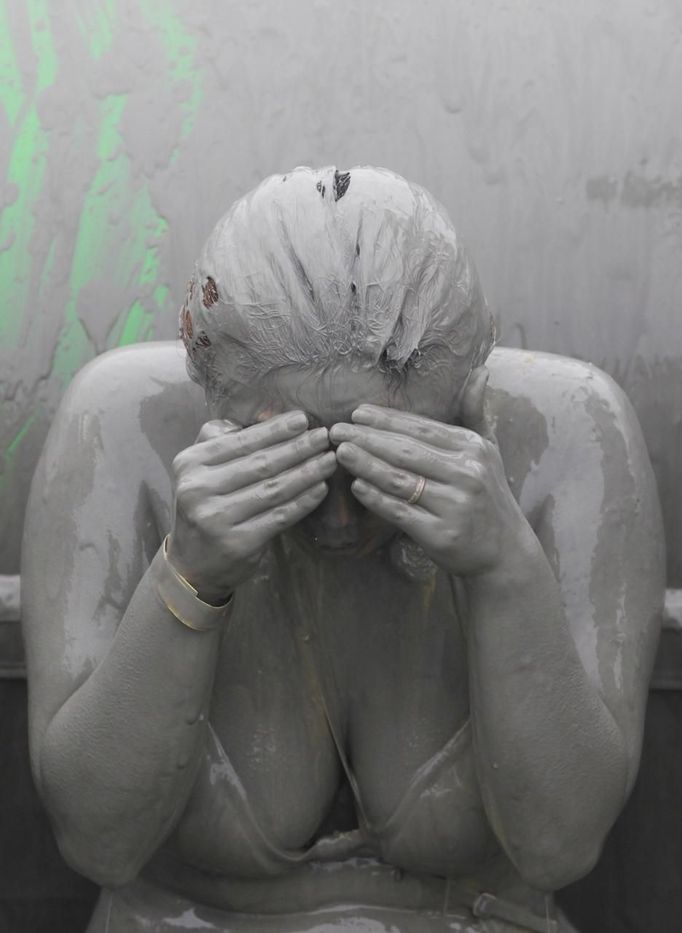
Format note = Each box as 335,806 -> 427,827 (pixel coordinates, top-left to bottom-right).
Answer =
166,548 -> 493,879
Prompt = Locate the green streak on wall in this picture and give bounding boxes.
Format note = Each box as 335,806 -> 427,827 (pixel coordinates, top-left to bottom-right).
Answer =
39,237 -> 57,298
0,0 -> 25,124
0,411 -> 38,492
0,108 -> 48,345
119,186 -> 168,286
6,413 -> 37,459
119,300 -> 155,346
76,0 -> 118,60
139,0 -> 203,139
49,91 -> 169,360
110,187 -> 169,347
27,0 -> 57,92
0,1 -> 56,345
154,285 -> 169,307
52,94 -> 129,386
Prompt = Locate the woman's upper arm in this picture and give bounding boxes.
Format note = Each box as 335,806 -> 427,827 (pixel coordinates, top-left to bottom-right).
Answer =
533,368 -> 665,787
21,355 -> 160,782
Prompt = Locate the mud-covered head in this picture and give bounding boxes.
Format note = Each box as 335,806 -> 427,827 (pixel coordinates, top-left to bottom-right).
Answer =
180,165 -> 495,401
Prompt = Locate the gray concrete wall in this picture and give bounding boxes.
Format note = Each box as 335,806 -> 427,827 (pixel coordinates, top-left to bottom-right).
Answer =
2,0 -> 682,584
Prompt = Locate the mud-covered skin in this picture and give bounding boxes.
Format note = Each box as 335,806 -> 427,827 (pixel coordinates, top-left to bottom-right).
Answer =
21,342 -> 664,932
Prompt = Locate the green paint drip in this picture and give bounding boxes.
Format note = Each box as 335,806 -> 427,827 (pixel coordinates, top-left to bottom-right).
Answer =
6,413 -> 37,458
27,0 -> 57,92
52,94 -> 129,385
139,0 -> 204,139
154,285 -> 169,307
0,0 -> 56,345
0,109 -> 48,345
76,0 -> 118,60
109,184 -> 169,348
51,92 -> 170,367
39,237 -> 58,299
119,300 -> 155,346
0,0 -> 25,124
0,412 -> 38,492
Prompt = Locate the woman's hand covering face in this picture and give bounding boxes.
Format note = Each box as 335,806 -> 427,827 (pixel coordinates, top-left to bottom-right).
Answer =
167,413 -> 335,602
330,368 -> 525,577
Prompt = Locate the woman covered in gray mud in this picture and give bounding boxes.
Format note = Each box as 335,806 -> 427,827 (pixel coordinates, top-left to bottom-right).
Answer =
22,166 -> 664,932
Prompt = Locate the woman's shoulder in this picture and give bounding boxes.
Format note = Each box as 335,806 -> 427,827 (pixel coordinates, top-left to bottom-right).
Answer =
67,341 -> 201,413
486,347 -> 652,504
63,341 -> 206,466
487,346 -> 632,419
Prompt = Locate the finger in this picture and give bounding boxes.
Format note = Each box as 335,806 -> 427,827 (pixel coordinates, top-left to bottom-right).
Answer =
459,366 -> 497,444
192,411 -> 310,466
195,419 -> 242,445
330,424 -> 461,483
345,406 -> 481,451
350,479 -> 434,544
201,427 -> 331,494
229,451 -> 337,524
237,481 -> 329,545
336,442 -> 441,512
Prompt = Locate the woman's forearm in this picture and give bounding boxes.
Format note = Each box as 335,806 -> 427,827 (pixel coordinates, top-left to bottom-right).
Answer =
39,552 -> 223,886
464,522 -> 628,890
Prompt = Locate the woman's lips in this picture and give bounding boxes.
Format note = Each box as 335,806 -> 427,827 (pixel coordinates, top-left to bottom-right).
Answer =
313,538 -> 362,553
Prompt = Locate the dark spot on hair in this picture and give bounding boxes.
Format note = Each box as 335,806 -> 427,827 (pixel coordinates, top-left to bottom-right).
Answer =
196,331 -> 212,348
406,348 -> 421,368
187,278 -> 195,300
282,175 -> 287,182
202,276 -> 219,308
333,170 -> 351,201
378,347 -> 408,388
316,180 -> 326,198
379,347 -> 395,372
350,281 -> 357,293
356,242 -> 361,257
283,240 -> 315,303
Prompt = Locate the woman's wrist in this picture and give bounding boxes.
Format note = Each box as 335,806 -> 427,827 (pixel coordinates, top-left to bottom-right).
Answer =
463,514 -> 549,596
149,537 -> 233,632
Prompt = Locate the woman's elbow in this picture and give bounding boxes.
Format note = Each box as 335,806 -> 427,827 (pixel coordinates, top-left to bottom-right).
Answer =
54,824 -> 146,888
511,836 -> 602,891
39,757 -> 149,887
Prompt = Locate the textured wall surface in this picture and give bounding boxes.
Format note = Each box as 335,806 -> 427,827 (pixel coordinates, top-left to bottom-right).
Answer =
2,0 -> 682,581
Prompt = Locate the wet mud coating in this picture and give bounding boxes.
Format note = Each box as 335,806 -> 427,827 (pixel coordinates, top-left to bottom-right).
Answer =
21,168 -> 665,933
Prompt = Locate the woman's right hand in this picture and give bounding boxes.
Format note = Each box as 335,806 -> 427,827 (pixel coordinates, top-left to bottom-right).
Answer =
167,411 -> 335,603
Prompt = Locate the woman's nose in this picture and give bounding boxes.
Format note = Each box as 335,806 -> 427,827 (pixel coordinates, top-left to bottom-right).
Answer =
322,467 -> 362,530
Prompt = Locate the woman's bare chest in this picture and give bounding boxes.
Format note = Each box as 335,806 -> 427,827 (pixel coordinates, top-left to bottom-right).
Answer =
206,546 -> 470,841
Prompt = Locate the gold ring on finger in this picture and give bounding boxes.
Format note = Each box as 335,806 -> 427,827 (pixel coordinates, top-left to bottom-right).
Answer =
407,474 -> 427,506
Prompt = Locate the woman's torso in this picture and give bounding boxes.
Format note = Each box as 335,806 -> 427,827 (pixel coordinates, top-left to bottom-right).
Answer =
83,342 -> 578,931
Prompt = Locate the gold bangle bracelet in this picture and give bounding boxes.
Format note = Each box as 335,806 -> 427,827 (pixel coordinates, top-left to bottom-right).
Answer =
148,536 -> 232,632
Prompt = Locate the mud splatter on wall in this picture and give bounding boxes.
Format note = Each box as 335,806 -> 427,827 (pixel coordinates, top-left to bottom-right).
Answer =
1,0 -> 681,583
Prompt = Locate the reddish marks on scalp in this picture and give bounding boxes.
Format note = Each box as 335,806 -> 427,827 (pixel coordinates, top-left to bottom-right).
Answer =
202,276 -> 219,308
180,303 -> 193,343
180,301 -> 211,354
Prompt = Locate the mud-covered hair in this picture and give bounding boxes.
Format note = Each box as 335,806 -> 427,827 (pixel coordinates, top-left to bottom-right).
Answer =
180,165 -> 495,397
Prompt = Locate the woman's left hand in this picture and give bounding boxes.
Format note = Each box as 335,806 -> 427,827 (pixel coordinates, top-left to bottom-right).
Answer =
330,367 -> 526,577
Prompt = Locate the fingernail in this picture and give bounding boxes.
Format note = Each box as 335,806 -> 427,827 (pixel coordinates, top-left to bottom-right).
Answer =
311,426 -> 329,442
352,479 -> 368,494
287,412 -> 308,431
337,442 -> 356,461
329,424 -> 349,441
